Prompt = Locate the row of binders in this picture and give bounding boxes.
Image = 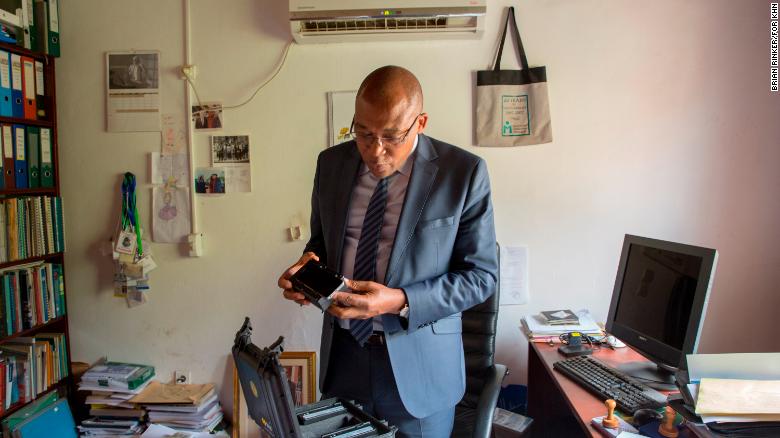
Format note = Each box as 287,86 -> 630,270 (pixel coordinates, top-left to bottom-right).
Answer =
0,196 -> 65,263
0,125 -> 55,190
1,262 -> 65,337
0,50 -> 48,120
0,332 -> 69,413
0,0 -> 61,57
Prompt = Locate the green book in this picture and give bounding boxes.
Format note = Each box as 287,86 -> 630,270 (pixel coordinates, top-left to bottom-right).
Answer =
83,361 -> 154,390
26,126 -> 40,188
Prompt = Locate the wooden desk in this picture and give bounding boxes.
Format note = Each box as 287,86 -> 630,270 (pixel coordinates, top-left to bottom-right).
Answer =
527,341 -> 660,437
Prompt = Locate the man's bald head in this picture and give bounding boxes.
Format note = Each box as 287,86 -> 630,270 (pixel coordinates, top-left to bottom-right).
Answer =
356,65 -> 423,113
352,66 -> 428,178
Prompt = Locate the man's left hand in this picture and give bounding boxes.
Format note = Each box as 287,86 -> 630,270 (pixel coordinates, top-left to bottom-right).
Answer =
328,279 -> 406,320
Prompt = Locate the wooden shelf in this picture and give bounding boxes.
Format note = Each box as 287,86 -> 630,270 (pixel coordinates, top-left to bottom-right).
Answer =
0,116 -> 54,128
0,187 -> 57,197
0,252 -> 64,270
0,41 -> 50,62
0,377 -> 70,419
0,316 -> 67,345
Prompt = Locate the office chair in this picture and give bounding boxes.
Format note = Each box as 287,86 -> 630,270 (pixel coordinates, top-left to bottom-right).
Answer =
452,246 -> 508,438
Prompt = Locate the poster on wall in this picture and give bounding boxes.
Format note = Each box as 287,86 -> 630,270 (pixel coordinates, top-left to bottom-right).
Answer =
327,90 -> 357,147
105,51 -> 161,132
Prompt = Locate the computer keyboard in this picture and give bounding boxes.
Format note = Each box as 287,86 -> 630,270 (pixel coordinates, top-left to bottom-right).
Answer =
553,356 -> 667,414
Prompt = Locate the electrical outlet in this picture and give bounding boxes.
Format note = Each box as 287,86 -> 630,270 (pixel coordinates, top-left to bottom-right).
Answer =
174,370 -> 191,385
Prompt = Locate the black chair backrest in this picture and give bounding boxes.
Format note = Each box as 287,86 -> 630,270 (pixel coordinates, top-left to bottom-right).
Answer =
459,244 -> 501,409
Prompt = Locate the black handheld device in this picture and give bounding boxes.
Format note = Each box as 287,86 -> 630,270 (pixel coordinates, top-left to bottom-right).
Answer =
289,259 -> 345,311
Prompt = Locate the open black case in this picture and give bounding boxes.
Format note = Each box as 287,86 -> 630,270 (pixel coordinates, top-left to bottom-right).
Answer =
232,318 -> 397,438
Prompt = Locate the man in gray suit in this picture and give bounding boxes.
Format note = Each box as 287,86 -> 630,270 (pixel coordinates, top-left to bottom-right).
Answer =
278,66 -> 497,437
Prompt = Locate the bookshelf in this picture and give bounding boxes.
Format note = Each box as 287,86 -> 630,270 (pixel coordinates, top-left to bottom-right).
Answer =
0,40 -> 70,420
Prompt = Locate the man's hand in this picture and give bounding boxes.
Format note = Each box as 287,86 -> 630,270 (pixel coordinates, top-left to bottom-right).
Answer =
328,279 -> 407,320
277,252 -> 319,306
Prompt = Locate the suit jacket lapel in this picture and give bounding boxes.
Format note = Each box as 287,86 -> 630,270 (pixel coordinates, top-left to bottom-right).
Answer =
328,144 -> 362,272
385,135 -> 438,286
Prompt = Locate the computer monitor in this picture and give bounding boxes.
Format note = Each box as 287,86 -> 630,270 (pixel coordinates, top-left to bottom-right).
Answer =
605,234 -> 717,390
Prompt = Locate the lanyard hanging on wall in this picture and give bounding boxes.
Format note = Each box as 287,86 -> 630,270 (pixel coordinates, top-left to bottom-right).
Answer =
119,172 -> 143,256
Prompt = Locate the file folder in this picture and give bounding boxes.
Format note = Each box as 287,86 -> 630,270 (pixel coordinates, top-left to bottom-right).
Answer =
34,60 -> 45,118
10,54 -> 23,118
2,124 -> 14,189
0,50 -> 12,117
20,0 -> 32,50
39,127 -> 52,187
13,397 -> 76,438
13,125 -> 27,189
28,0 -> 39,53
21,56 -> 36,120
36,0 -> 59,58
26,126 -> 40,188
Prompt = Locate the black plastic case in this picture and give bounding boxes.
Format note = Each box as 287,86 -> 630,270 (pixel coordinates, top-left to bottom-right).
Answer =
232,318 -> 397,438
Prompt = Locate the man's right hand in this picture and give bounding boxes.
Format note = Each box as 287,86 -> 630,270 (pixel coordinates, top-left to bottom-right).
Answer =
277,252 -> 320,306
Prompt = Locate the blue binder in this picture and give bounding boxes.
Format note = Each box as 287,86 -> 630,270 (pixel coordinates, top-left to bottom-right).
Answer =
13,125 -> 27,189
13,398 -> 77,438
0,50 -> 12,117
10,54 -> 23,118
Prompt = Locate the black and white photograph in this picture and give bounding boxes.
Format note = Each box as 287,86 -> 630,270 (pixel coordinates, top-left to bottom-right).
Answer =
107,52 -> 159,90
192,102 -> 223,130
211,135 -> 250,164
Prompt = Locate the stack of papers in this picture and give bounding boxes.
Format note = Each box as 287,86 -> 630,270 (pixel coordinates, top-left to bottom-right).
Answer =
77,361 -> 154,437
521,309 -> 603,342
678,353 -> 780,437
132,382 -> 224,433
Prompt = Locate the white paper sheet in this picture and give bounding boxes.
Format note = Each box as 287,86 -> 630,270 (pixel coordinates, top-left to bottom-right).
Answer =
150,152 -> 189,186
499,245 -> 529,305
222,165 -> 251,193
152,187 -> 191,243
161,113 -> 186,155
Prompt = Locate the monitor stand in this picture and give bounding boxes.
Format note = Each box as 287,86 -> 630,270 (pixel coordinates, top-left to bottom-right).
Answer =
616,361 -> 677,391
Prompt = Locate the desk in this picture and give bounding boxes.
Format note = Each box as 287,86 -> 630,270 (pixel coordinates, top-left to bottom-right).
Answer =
527,341 -> 663,437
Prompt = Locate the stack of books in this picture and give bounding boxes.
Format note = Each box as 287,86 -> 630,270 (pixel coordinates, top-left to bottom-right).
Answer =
132,382 -> 223,433
521,309 -> 603,343
77,361 -> 154,437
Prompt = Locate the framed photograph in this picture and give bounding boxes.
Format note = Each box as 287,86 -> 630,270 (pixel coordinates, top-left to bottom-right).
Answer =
232,352 -> 316,438
280,351 -> 316,406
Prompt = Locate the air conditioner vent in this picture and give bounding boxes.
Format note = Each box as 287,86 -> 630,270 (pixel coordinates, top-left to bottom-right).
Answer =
299,16 -> 476,34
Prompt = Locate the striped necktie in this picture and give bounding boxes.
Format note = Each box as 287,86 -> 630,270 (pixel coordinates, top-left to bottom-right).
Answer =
349,177 -> 389,346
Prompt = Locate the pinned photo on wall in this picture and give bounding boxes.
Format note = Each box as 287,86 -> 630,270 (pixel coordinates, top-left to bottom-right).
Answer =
212,135 -> 252,192
106,51 -> 161,132
194,167 -> 225,195
192,102 -> 223,130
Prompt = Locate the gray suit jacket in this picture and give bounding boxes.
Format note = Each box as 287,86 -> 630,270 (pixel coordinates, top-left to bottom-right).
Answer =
305,134 -> 498,418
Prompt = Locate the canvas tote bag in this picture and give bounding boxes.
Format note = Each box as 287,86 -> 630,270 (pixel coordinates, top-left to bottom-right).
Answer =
476,7 -> 552,146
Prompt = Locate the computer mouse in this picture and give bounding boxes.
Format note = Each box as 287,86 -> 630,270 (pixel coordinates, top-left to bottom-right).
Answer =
632,408 -> 663,426
606,335 -> 626,348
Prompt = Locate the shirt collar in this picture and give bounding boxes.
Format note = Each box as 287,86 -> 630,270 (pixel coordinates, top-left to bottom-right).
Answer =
359,134 -> 418,178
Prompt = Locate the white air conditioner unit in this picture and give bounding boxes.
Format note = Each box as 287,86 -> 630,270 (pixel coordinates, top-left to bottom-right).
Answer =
289,0 -> 486,44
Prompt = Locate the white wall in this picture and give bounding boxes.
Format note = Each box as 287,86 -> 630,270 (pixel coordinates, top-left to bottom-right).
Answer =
57,0 -> 780,414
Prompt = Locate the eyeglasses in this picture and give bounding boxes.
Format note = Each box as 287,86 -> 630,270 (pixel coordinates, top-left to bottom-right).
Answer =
349,114 -> 422,147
